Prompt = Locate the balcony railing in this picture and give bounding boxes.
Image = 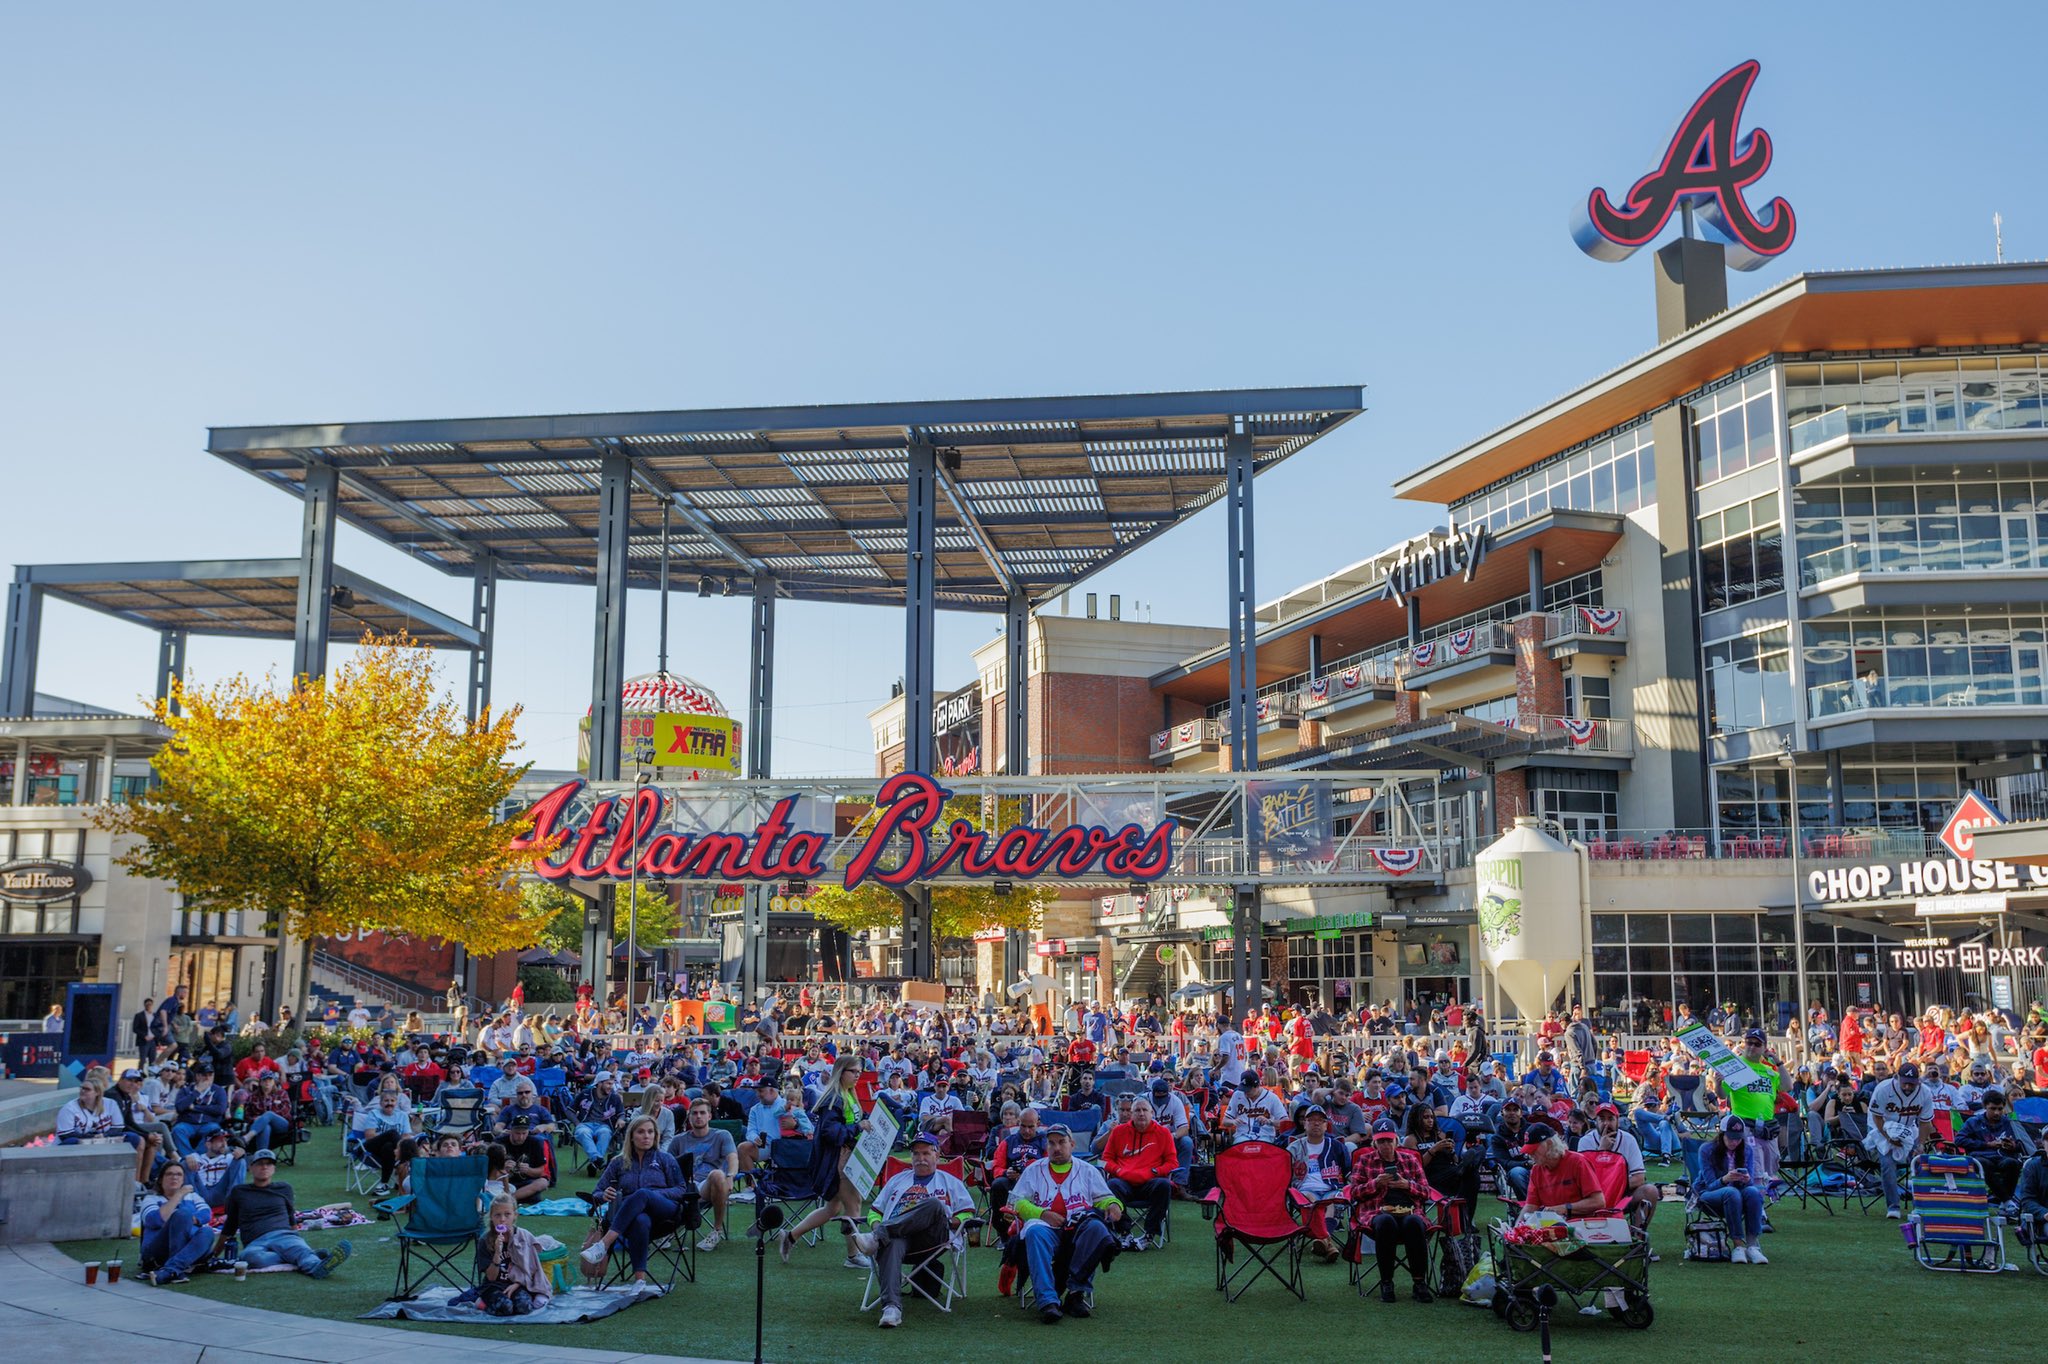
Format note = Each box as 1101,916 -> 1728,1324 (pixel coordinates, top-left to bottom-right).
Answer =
1300,658 -> 1400,706
1398,620 -> 1513,677
1799,537 -> 2048,588
1149,718 -> 1224,760
1810,673 -> 2048,718
1544,606 -> 1627,645
1521,714 -> 1633,756
1445,823 -> 1944,866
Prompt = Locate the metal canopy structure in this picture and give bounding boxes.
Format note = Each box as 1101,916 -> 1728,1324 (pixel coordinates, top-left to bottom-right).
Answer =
2,558 -> 484,720
204,387 -> 1363,611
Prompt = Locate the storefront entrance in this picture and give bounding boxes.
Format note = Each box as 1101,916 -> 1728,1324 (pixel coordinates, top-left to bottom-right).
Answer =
0,938 -> 97,1020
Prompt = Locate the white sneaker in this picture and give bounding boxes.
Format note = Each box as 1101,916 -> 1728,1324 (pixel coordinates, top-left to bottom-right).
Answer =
1747,1245 -> 1768,1264
731,1189 -> 756,1203
879,1305 -> 902,1329
849,1231 -> 879,1259
696,1229 -> 724,1252
1886,1208 -> 1901,1220
581,1241 -> 610,1268
1730,1244 -> 1751,1263
844,1252 -> 873,1270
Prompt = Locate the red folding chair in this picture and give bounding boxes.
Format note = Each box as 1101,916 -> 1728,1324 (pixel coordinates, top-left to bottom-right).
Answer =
1204,1140 -> 1311,1301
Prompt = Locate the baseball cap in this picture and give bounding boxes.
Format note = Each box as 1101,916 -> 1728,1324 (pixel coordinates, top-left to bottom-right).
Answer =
1150,1078 -> 1172,1098
1743,1028 -> 1766,1044
1722,1115 -> 1746,1135
1897,1062 -> 1921,1081
908,1131 -> 941,1149
1301,1105 -> 1328,1120
119,1068 -> 143,1081
1536,1051 -> 1555,1063
1042,1123 -> 1072,1138
1594,1102 -> 1620,1118
1371,1118 -> 1398,1138
508,1114 -> 531,1128
1519,1123 -> 1556,1154
249,1148 -> 278,1164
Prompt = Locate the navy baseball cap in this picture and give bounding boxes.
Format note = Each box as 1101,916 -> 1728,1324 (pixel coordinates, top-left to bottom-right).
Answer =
1519,1123 -> 1557,1154
908,1131 -> 941,1149
1371,1119 -> 1399,1138
1744,1028 -> 1766,1044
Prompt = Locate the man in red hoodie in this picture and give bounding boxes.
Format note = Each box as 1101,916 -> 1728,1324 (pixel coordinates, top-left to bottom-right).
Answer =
1100,1097 -> 1177,1250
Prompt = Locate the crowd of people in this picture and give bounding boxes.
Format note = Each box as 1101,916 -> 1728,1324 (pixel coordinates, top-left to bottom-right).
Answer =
56,975 -> 2048,1317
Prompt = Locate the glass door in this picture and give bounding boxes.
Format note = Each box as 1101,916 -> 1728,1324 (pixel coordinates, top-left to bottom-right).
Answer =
2005,512 -> 2041,570
2019,645 -> 2047,707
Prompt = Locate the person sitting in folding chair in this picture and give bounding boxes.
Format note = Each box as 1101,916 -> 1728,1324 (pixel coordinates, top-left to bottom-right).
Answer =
1578,1101 -> 1661,1246
848,1131 -> 978,1329
1007,1124 -> 1129,1324
583,1115 -> 695,1289
1099,1098 -> 1177,1251
1348,1119 -> 1437,1303
1285,1104 -> 1351,1262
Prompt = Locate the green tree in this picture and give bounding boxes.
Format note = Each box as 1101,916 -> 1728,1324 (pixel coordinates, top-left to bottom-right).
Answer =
529,879 -> 679,954
802,791 -> 1050,939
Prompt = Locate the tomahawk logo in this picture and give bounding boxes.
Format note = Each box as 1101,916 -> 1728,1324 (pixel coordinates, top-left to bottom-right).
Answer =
1571,59 -> 1795,271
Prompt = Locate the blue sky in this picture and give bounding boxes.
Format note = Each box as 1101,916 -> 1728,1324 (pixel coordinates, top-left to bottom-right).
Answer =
4,4 -> 2042,774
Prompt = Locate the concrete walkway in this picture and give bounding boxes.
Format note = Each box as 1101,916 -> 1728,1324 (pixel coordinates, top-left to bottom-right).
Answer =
0,1242 -> 742,1364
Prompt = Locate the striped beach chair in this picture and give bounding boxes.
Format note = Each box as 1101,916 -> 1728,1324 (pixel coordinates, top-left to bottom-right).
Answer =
1904,1150 -> 2005,1273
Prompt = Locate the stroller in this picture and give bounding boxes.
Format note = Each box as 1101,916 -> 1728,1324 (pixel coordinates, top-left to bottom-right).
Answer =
1490,1152 -> 1653,1332
1904,1149 -> 2006,1273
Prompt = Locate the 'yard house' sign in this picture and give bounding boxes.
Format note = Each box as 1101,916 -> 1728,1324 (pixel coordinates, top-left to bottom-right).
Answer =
0,859 -> 92,903
1379,526 -> 1493,608
512,771 -> 1175,889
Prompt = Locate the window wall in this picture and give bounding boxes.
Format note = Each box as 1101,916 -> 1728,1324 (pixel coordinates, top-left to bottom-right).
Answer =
1704,625 -> 1794,736
1785,354 -> 2048,453
1693,373 -> 1779,488
1453,424 -> 1655,536
1697,489 -> 1785,611
1589,912 -> 1885,1028
1793,474 -> 2048,586
1804,609 -> 2048,716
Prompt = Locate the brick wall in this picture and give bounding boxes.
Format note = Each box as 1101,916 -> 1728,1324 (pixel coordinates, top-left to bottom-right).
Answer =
1515,614 -> 1566,721
1032,672 -> 1162,774
1494,767 -> 1529,822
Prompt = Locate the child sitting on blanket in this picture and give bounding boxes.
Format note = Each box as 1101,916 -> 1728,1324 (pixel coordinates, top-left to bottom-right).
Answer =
475,1193 -> 551,1316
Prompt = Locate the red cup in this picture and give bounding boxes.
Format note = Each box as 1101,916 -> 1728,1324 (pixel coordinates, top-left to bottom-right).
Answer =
107,1260 -> 123,1284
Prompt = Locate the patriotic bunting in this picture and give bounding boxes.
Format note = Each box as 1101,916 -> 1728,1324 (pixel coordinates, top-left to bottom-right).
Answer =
1412,642 -> 1436,667
1371,847 -> 1425,876
1309,677 -> 1329,701
1556,716 -> 1600,746
1579,607 -> 1622,635
1450,627 -> 1476,656
1340,666 -> 1363,691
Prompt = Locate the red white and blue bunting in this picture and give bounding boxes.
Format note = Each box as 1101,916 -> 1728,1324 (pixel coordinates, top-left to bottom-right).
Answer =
1309,677 -> 1329,701
1256,697 -> 1272,721
1450,627 -> 1476,657
1370,847 -> 1426,876
1411,641 -> 1436,667
1339,666 -> 1363,691
1556,716 -> 1599,746
1579,607 -> 1622,635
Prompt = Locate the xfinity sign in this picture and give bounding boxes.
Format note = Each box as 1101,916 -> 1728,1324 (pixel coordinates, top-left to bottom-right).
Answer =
1380,526 -> 1493,608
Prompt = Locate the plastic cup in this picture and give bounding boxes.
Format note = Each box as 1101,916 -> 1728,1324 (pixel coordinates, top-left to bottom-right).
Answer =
106,1260 -> 123,1284
233,1260 -> 249,1281
83,1261 -> 101,1285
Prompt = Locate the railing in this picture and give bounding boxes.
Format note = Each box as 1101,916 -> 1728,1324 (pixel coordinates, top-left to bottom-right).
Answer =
1543,605 -> 1627,645
1809,673 -> 2048,718
1150,718 -> 1224,759
1299,657 -> 1400,707
1799,536 -> 2047,588
1397,620 -> 1513,677
310,949 -> 436,1013
1520,714 -> 1633,756
1437,824 -> 1949,867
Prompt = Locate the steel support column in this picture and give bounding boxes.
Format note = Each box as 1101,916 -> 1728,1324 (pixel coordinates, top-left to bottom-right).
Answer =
0,571 -> 40,718
583,454 -> 635,993
1223,426 -> 1261,1018
1527,545 -> 1544,614
1407,598 -> 1422,647
291,462 -> 340,683
742,574 -> 777,1002
1003,586 -> 1031,982
467,558 -> 496,723
154,630 -> 188,714
901,437 -> 939,981
1306,633 -> 1323,680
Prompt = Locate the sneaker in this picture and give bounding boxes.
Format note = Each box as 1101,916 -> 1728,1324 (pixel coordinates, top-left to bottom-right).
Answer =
1730,1244 -> 1751,1263
309,1239 -> 352,1279
843,1253 -> 873,1271
879,1305 -> 902,1329
1412,1282 -> 1435,1304
731,1189 -> 756,1203
1748,1246 -> 1768,1265
696,1229 -> 724,1253
849,1230 -> 879,1259
1646,1250 -> 1661,1264
582,1241 -> 612,1268
1039,1303 -> 1064,1325
371,1183 -> 391,1197
1063,1289 -> 1093,1318
1378,1279 -> 1397,1303
1128,1234 -> 1151,1252
1886,1208 -> 1902,1220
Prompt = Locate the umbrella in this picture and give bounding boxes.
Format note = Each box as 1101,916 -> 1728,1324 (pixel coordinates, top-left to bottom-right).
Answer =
1171,982 -> 1220,1002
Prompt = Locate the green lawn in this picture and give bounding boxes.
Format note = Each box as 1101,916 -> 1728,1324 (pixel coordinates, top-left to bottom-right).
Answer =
64,1135 -> 2046,1364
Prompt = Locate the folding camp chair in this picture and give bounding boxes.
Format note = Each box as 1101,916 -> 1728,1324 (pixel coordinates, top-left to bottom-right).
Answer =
386,1154 -> 486,1300
1205,1139 -> 1310,1301
1344,1168 -> 1467,1295
1905,1149 -> 2006,1272
751,1136 -> 825,1247
941,1111 -> 992,1202
857,1155 -> 980,1315
342,1122 -> 382,1196
1044,1108 -> 1102,1150
594,1152 -> 701,1291
430,1088 -> 486,1143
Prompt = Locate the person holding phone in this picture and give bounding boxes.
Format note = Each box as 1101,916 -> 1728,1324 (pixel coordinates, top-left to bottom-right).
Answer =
1348,1119 -> 1437,1303
1699,1115 -> 1768,1263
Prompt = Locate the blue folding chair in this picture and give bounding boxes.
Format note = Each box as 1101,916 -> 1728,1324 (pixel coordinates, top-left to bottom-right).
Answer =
1043,1108 -> 1102,1148
469,1065 -> 504,1093
533,1066 -> 569,1100
386,1154 -> 486,1300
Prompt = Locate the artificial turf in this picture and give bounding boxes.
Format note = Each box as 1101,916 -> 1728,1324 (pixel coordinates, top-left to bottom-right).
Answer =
61,1134 -> 2046,1364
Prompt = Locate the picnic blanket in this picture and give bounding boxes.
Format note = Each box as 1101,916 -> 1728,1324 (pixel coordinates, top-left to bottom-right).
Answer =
521,1196 -> 599,1218
295,1204 -> 372,1230
362,1283 -> 663,1323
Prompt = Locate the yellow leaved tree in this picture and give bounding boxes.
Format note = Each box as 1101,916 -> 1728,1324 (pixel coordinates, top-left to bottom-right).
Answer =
802,791 -> 1051,941
97,634 -> 561,1014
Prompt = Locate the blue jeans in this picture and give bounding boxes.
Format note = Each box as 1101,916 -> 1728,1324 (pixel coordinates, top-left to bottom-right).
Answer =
574,1122 -> 613,1165
192,1157 -> 247,1211
245,1112 -> 291,1150
1021,1217 -> 1115,1304
607,1188 -> 687,1272
1633,1111 -> 1677,1157
1878,1149 -> 1910,1212
1703,1184 -> 1764,1242
1172,1135 -> 1194,1187
1500,1162 -> 1530,1198
171,1121 -> 219,1157
240,1229 -> 323,1274
141,1204 -> 217,1277
309,1079 -> 337,1125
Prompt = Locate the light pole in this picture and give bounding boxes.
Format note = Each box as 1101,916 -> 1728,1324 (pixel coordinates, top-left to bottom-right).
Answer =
1779,736 -> 1811,1064
626,770 -> 651,1017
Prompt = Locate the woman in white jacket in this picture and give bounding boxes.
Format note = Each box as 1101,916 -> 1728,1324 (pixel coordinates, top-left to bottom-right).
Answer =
56,1077 -> 123,1144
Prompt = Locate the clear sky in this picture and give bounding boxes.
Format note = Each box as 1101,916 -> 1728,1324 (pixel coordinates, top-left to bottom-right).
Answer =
4,4 -> 2043,775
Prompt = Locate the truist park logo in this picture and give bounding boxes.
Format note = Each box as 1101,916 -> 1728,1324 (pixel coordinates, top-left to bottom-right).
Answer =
1571,59 -> 1795,272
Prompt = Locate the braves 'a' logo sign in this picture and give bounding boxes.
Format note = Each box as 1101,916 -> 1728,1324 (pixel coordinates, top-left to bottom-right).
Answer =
1572,60 -> 1794,271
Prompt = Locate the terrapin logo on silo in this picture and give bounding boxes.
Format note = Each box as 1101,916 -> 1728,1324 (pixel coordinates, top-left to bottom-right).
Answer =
1475,854 -> 1524,951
